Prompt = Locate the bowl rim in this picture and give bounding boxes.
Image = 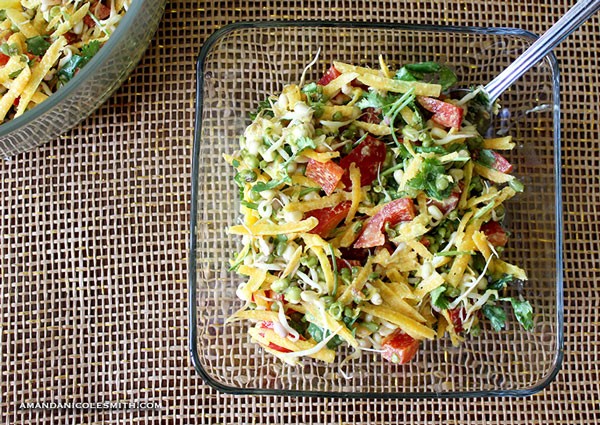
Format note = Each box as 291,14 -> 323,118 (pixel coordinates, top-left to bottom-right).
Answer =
189,20 -> 564,398
0,0 -> 149,139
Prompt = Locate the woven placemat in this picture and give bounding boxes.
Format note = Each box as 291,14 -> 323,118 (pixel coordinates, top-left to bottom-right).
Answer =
0,1 -> 596,423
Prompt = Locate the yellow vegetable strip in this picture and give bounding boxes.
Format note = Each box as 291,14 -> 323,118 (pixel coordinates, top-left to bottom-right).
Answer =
280,245 -> 303,279
483,136 -> 515,150
0,56 -> 26,85
0,65 -> 30,121
407,239 -> 434,262
332,61 -> 380,76
284,192 -> 352,213
345,163 -> 361,225
0,0 -> 21,8
370,280 -> 425,322
414,271 -> 445,299
474,163 -> 514,183
237,265 -> 268,302
6,9 -> 38,38
16,36 -> 67,117
353,120 -> 392,136
249,327 -> 335,363
301,149 -> 340,162
304,302 -> 359,348
320,105 -> 360,120
228,217 -> 318,236
356,73 -> 442,97
490,259 -> 528,280
312,245 -> 335,294
360,304 -> 436,340
291,175 -> 321,188
322,71 -> 359,98
446,254 -> 471,287
51,3 -> 90,37
472,230 -> 492,261
337,257 -> 374,305
378,54 -> 393,78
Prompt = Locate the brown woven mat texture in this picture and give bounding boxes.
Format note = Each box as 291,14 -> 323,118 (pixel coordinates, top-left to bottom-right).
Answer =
0,0 -> 597,423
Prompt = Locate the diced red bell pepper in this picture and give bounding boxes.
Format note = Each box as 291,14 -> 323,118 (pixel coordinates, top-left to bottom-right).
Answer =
0,53 -> 9,66
305,158 -> 345,196
339,135 -> 387,188
381,330 -> 420,364
448,307 -> 464,333
489,151 -> 513,173
317,66 -> 342,86
354,198 -> 416,248
13,97 -> 19,107
481,221 -> 509,247
420,237 -> 431,248
417,96 -> 464,129
305,201 -> 352,238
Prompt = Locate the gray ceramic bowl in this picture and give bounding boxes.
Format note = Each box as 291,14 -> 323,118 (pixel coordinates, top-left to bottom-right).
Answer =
0,0 -> 166,156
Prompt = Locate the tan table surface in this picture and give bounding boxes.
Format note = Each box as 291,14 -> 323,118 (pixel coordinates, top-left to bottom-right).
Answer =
1,1 -> 598,423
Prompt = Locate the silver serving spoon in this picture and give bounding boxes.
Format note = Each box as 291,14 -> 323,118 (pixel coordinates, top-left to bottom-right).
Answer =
453,0 -> 600,133
484,0 -> 600,103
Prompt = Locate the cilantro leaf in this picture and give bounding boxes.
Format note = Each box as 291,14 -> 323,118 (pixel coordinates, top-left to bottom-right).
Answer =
508,297 -> 534,331
430,285 -> 450,310
57,41 -> 101,86
357,90 -> 387,110
406,157 -> 453,201
81,40 -> 100,62
482,304 -> 507,331
26,36 -> 50,56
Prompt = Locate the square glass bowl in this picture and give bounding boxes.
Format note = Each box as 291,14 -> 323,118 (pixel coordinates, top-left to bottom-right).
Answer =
190,22 -> 563,397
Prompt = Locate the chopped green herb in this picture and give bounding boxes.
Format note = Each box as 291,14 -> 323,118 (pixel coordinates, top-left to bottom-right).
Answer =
482,304 -> 507,331
26,36 -> 51,56
430,285 -> 449,310
508,297 -> 534,331
406,157 -> 453,201
0,42 -> 18,56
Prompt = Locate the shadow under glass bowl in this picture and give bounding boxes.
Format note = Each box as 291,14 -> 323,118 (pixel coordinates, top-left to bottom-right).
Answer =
0,0 -> 166,157
190,21 -> 563,398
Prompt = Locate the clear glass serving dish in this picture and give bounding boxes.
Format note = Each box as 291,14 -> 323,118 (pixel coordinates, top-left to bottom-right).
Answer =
190,21 -> 563,398
0,0 -> 166,156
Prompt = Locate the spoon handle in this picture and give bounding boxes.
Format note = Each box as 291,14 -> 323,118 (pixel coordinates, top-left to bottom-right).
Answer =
485,0 -> 600,101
